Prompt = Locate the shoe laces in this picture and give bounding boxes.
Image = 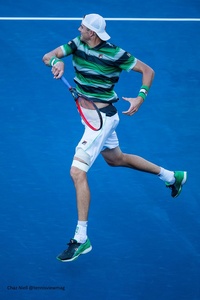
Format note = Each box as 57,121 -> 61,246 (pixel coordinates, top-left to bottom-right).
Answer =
67,239 -> 78,245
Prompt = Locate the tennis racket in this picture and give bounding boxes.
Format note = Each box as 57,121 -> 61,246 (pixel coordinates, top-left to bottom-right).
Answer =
60,76 -> 103,131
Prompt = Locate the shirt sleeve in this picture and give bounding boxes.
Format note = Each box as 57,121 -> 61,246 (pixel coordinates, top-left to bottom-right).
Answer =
119,51 -> 137,72
61,44 -> 72,56
60,37 -> 79,57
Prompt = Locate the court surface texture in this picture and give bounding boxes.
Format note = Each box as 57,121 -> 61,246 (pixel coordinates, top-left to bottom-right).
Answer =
0,1 -> 200,299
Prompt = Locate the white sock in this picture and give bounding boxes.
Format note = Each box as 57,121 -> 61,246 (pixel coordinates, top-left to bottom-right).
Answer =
74,221 -> 88,244
158,167 -> 175,184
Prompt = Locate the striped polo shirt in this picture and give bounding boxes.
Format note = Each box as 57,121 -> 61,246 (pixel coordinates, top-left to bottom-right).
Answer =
61,36 -> 137,103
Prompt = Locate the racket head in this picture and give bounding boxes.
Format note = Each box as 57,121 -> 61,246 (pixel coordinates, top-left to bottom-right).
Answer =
75,96 -> 103,131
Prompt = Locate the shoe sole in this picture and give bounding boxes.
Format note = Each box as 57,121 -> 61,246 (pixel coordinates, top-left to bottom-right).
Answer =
57,245 -> 92,263
182,171 -> 187,185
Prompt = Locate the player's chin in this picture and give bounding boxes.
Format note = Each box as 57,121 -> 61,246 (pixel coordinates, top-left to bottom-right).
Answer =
80,36 -> 85,42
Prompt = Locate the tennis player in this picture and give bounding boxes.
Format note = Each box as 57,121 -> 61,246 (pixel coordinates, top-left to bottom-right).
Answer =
43,13 -> 187,262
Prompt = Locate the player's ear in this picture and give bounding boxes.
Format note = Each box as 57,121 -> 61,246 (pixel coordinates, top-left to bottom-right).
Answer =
91,31 -> 97,38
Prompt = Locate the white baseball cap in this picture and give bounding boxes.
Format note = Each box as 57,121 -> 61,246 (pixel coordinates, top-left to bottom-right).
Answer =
82,13 -> 110,41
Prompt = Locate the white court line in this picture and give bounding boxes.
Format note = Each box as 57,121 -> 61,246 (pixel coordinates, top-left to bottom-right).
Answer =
0,17 -> 200,21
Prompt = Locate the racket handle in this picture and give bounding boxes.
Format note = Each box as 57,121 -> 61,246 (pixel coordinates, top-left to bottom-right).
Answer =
61,76 -> 71,89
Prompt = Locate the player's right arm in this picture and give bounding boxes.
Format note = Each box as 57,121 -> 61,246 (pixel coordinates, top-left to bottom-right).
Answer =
42,46 -> 64,66
42,46 -> 65,79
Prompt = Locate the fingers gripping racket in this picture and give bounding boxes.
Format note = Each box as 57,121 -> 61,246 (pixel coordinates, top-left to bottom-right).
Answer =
61,76 -> 103,131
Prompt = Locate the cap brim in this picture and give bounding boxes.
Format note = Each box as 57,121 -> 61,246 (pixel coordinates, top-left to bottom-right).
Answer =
97,32 -> 110,41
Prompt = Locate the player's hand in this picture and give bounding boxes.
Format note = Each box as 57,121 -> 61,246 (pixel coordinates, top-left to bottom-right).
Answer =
51,61 -> 64,79
122,96 -> 144,116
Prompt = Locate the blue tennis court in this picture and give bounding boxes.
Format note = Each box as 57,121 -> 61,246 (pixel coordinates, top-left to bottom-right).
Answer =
0,1 -> 200,299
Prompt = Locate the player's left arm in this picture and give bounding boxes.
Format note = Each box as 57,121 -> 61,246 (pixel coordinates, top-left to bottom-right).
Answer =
122,59 -> 155,116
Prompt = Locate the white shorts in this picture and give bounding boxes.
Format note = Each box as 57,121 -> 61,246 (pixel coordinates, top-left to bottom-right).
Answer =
74,111 -> 120,171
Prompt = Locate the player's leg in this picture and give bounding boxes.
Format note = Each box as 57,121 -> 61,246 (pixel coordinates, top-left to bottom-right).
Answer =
101,146 -> 160,174
70,164 -> 90,222
101,146 -> 187,198
56,113 -> 119,262
56,146 -> 93,262
56,162 -> 92,263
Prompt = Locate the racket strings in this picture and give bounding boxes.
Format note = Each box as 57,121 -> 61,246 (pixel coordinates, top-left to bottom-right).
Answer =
77,97 -> 102,130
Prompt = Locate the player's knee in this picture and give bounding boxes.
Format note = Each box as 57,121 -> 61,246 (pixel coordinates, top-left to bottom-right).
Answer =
104,153 -> 125,167
105,158 -> 119,167
70,163 -> 87,183
70,148 -> 91,180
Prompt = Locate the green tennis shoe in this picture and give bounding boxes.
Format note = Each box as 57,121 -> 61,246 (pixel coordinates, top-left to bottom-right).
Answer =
166,171 -> 187,198
56,238 -> 92,262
